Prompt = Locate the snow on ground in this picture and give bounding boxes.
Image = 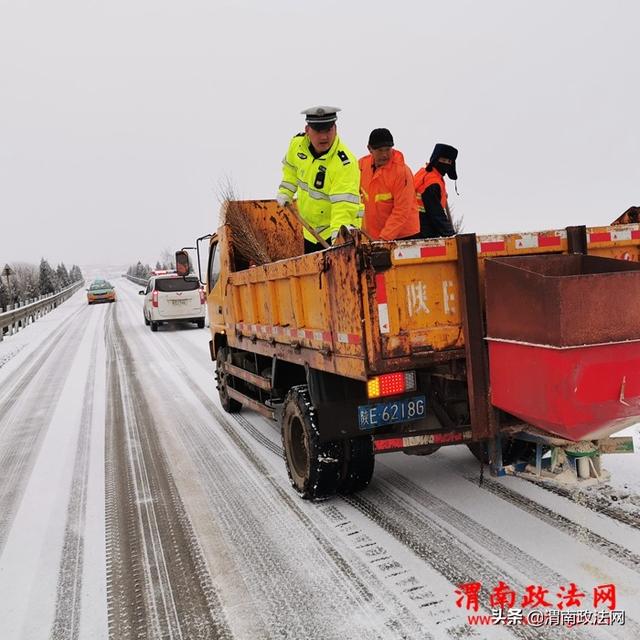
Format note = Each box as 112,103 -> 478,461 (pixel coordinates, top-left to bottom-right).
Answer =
0,276 -> 639,639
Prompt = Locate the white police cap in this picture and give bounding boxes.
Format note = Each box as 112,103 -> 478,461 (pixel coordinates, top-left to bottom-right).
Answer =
301,105 -> 341,127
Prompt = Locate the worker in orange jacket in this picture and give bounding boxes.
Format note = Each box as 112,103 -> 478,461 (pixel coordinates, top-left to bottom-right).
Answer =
358,128 -> 419,241
414,143 -> 458,238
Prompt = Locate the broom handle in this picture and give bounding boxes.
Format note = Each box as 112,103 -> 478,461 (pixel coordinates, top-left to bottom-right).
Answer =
284,203 -> 331,249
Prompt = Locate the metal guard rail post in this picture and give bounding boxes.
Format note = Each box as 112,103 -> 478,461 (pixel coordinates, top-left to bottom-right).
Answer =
0,280 -> 85,341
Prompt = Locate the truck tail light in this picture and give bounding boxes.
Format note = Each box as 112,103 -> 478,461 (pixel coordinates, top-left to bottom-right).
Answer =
367,371 -> 416,399
152,290 -> 159,308
199,288 -> 205,305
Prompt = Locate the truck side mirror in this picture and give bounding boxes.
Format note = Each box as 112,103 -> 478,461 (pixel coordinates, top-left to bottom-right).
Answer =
175,250 -> 190,276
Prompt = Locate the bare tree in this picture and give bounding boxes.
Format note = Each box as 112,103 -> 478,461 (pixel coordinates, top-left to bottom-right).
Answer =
447,204 -> 464,234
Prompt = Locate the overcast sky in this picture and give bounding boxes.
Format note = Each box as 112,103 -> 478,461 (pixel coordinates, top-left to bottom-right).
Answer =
1,0 -> 638,268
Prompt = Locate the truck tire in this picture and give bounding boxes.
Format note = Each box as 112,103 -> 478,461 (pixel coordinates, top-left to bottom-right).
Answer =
281,385 -> 342,500
144,314 -> 150,326
196,318 -> 205,329
150,321 -> 158,332
338,435 -> 375,495
216,346 -> 242,413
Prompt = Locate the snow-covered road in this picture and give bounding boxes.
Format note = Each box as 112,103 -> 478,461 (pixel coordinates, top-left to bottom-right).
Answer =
0,277 -> 639,639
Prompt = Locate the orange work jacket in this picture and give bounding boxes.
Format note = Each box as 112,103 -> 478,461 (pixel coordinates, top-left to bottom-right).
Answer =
414,165 -> 448,212
358,149 -> 419,240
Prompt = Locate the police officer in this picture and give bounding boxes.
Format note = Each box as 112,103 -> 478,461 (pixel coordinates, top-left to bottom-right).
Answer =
414,143 -> 458,239
277,106 -> 361,253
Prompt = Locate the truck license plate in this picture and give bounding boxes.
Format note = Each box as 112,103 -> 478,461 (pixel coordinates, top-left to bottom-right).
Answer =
357,395 -> 426,430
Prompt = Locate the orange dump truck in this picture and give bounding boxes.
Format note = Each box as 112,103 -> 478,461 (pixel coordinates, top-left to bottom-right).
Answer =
195,199 -> 640,499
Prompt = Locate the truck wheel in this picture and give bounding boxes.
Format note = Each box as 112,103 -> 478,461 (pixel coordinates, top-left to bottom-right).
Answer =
150,321 -> 158,332
281,385 -> 342,500
338,435 -> 375,495
216,346 -> 242,413
196,318 -> 205,329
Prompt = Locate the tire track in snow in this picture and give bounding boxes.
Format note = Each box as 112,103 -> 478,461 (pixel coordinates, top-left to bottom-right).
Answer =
461,473 -> 640,574
0,307 -> 89,555
49,323 -> 100,640
142,331 -> 430,639
534,483 -> 640,533
0,303 -> 85,419
104,305 -> 231,640
344,487 -> 607,640
223,414 -> 623,640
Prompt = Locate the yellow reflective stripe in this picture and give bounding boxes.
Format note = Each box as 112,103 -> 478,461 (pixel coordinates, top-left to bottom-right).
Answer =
374,192 -> 393,203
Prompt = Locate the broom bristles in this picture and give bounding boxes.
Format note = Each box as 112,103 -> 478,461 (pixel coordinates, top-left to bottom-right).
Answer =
218,179 -> 272,265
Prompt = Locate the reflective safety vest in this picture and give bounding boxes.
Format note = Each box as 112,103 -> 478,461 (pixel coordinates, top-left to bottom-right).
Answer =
278,134 -> 362,243
358,149 -> 419,240
414,166 -> 448,213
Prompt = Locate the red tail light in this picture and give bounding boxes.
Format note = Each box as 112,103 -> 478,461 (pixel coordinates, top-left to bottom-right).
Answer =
367,371 -> 416,398
152,290 -> 158,308
199,288 -> 205,305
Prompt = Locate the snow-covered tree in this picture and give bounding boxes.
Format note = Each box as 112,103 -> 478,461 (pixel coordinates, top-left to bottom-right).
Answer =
13,263 -> 40,300
69,264 -> 83,282
39,258 -> 58,294
160,248 -> 175,270
56,263 -> 70,288
0,278 -> 8,310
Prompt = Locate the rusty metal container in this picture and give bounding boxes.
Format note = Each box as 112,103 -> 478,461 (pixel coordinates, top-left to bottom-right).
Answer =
485,254 -> 640,346
485,254 -> 640,440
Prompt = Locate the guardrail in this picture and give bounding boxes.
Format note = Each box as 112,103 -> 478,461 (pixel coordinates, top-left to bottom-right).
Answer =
0,280 -> 85,342
125,274 -> 148,286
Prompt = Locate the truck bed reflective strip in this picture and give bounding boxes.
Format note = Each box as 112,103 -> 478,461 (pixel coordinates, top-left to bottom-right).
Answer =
477,237 -> 506,253
236,323 -> 335,345
393,243 -> 447,261
589,231 -> 612,243
511,233 -> 566,250
421,245 -> 448,257
337,333 -> 361,345
393,241 -> 447,262
375,273 -> 390,334
611,228 -> 640,242
374,430 -> 472,453
374,438 -> 403,452
538,234 -> 563,247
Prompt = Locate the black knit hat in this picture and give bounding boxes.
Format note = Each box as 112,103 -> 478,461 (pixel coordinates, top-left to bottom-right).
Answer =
429,143 -> 458,180
368,128 -> 394,149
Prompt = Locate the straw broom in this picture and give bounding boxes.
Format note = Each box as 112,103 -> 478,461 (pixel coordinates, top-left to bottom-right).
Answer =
218,180 -> 272,265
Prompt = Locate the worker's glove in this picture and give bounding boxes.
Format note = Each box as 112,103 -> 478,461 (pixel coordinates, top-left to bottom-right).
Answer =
330,225 -> 358,245
276,193 -> 290,207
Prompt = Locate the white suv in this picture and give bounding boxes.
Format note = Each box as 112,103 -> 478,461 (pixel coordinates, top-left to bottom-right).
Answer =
140,274 -> 206,332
